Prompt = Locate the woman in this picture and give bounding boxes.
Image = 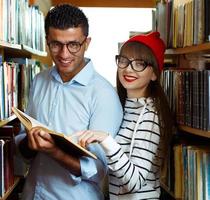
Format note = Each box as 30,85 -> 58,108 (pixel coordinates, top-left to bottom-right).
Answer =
77,31 -> 173,199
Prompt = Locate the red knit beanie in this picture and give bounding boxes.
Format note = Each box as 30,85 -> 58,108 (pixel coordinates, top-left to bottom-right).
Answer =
125,31 -> 166,71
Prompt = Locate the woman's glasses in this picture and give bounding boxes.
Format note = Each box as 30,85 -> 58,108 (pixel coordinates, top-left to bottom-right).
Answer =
115,55 -> 152,72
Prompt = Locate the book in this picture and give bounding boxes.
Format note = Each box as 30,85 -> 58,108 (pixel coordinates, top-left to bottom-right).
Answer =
173,144 -> 184,199
0,139 -> 5,197
11,107 -> 97,159
0,126 -> 15,193
203,152 -> 210,199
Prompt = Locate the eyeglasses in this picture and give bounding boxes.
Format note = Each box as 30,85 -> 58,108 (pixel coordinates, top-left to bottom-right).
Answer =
48,38 -> 87,54
115,55 -> 152,72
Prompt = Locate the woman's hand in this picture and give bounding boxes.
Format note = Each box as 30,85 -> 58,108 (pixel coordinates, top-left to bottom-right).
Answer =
76,130 -> 109,148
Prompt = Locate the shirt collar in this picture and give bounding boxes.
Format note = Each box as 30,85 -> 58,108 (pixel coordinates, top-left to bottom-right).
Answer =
50,58 -> 94,86
126,97 -> 154,106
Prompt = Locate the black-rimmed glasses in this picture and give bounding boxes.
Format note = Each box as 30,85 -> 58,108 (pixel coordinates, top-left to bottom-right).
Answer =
48,38 -> 87,54
115,55 -> 152,72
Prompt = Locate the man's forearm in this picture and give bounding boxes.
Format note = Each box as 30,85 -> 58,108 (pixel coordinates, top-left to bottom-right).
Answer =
51,148 -> 81,177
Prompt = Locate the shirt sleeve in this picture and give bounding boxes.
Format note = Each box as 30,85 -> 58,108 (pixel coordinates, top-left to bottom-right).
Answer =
100,111 -> 161,193
69,143 -> 108,184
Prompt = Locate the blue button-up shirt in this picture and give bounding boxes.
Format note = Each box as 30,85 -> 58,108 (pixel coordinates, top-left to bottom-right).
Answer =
16,59 -> 123,200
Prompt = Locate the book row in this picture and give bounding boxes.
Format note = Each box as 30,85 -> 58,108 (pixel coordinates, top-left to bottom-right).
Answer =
0,56 -> 41,120
162,68 -> 210,131
173,144 -> 210,200
156,0 -> 210,48
0,0 -> 46,52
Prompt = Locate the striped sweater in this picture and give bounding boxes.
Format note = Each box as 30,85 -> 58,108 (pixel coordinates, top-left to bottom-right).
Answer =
101,97 -> 162,200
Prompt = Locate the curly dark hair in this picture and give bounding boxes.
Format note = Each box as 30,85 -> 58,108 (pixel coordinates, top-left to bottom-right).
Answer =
45,4 -> 89,37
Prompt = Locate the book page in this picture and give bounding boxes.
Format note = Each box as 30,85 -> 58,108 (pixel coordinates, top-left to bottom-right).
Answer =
12,107 -> 97,159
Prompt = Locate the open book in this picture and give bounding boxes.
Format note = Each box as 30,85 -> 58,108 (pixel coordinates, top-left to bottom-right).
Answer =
12,107 -> 97,159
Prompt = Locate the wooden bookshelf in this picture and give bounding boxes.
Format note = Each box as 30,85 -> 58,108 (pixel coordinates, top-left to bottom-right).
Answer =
0,2 -> 47,199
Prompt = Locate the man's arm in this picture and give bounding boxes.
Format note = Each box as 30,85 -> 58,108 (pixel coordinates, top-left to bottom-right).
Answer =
24,127 -> 82,176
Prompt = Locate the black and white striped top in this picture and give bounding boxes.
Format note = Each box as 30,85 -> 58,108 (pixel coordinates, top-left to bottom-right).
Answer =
101,97 -> 162,200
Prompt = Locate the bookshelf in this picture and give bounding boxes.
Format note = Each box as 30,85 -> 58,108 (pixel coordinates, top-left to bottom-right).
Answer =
161,43 -> 210,199
156,0 -> 210,199
0,0 -> 47,199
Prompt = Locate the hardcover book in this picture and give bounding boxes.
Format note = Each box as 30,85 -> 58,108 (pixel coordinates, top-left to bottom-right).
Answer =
0,139 -> 4,197
0,126 -> 15,192
12,107 -> 97,159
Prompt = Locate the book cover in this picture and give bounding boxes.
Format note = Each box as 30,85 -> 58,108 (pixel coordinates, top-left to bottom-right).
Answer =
0,125 -> 15,193
12,107 -> 97,159
203,152 -> 210,199
0,139 -> 5,197
204,0 -> 210,41
173,144 -> 184,199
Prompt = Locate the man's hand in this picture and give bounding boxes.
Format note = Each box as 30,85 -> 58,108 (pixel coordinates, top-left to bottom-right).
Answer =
27,127 -> 58,155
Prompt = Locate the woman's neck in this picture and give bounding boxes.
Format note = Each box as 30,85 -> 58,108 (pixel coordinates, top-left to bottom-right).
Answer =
127,88 -> 148,98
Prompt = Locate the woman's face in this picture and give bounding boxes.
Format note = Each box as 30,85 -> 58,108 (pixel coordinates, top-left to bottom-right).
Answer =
117,44 -> 157,98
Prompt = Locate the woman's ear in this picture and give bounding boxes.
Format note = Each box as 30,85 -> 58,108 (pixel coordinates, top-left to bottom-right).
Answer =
151,72 -> 157,81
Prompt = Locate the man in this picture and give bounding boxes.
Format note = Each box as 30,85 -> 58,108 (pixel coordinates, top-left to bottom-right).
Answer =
15,4 -> 123,200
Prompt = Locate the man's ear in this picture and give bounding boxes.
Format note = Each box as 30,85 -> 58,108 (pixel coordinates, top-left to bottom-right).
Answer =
85,37 -> 91,50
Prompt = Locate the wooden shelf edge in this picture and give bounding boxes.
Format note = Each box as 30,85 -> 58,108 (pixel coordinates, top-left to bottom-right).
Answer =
0,41 -> 21,50
0,115 -> 17,127
0,177 -> 20,200
0,41 -> 47,57
178,125 -> 210,138
21,45 -> 47,57
52,0 -> 156,8
160,181 -> 175,198
165,42 -> 210,55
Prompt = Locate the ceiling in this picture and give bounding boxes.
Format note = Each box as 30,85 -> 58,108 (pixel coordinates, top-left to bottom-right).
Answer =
51,0 -> 156,8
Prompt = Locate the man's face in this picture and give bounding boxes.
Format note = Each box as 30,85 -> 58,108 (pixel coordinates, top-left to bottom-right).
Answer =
47,27 -> 91,82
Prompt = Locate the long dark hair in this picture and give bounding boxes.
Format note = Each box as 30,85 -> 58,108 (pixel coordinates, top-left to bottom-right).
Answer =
116,41 -> 174,159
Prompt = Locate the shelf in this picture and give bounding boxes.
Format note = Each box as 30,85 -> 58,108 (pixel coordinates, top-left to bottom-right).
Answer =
160,181 -> 175,199
0,41 -> 47,58
0,115 -> 16,127
51,0 -> 156,7
0,41 -> 22,50
165,42 -> 210,55
0,177 -> 20,200
21,45 -> 47,57
179,125 -> 210,138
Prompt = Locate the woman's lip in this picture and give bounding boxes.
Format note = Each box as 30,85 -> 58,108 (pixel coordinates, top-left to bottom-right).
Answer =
123,75 -> 137,82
